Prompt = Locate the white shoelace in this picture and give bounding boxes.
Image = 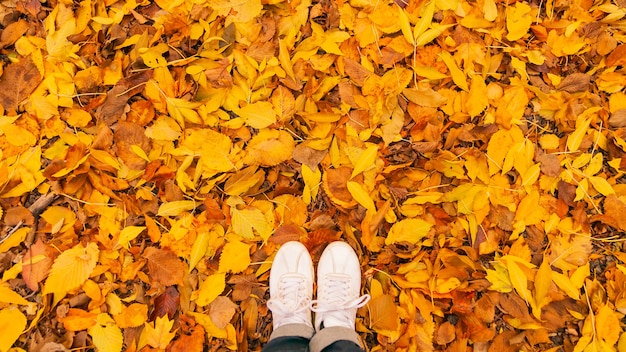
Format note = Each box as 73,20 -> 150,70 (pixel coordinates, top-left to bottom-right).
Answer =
311,273 -> 371,328
267,274 -> 311,327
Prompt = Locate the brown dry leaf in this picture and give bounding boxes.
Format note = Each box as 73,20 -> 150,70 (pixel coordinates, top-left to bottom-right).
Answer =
0,57 -> 42,114
4,206 -> 34,226
114,121 -> 150,170
144,248 -> 186,287
436,321 -> 455,345
556,73 -> 591,93
208,296 -> 238,329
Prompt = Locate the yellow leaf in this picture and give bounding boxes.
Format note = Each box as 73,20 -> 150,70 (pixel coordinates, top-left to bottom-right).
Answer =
486,261 -> 513,292
218,240 -> 251,274
224,166 -> 265,196
567,117 -> 591,152
197,129 -> 236,173
596,304 -> 621,346
46,16 -> 79,62
506,260 -> 532,304
228,197 -> 270,240
140,315 -> 176,349
351,144 -> 378,178
0,283 -> 30,305
439,51 -> 469,91
416,24 -> 454,47
413,0 -> 436,40
403,87 -> 448,107
40,206 -> 76,234
43,242 -> 99,296
301,164 -> 321,205
505,2 -> 532,41
539,134 -> 561,150
385,218 -> 433,245
207,0 -> 263,22
190,229 -> 210,273
238,101 -> 277,129
303,112 -> 342,123
483,0 -> 498,21
157,200 -> 196,217
397,5 -> 414,45
521,163 -> 541,188
145,116 -> 182,141
130,145 -> 150,163
347,181 -> 376,212
117,226 -> 146,249
194,273 -> 226,306
87,313 -> 124,352
0,227 -> 29,253
551,271 -> 580,300
588,176 -> 615,196
245,129 -> 295,167
532,258 -> 552,319
0,306 -> 27,351
466,75 -> 489,117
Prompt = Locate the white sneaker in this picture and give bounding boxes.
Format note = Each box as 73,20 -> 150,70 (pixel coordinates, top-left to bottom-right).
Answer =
311,242 -> 370,331
267,241 -> 314,329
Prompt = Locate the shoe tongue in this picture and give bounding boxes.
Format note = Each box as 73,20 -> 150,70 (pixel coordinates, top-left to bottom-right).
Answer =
322,313 -> 351,329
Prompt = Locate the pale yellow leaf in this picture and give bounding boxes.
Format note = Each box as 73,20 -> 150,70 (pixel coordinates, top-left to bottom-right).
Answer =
87,313 -> 124,352
141,315 -> 176,349
551,271 -> 580,300
351,144 -> 378,179
566,117 -> 591,152
228,197 -> 269,240
413,0 -> 436,40
117,226 -> 145,249
347,181 -> 376,212
157,200 -> 196,217
190,229 -> 210,273
589,176 -> 615,196
43,242 -> 99,295
301,164 -> 321,205
397,5 -> 414,45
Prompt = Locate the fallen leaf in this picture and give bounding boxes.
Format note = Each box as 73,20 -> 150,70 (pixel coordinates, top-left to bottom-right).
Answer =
144,247 -> 186,286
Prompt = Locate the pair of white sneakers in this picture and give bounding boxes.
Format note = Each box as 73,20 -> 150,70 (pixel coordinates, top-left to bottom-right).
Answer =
267,241 -> 371,332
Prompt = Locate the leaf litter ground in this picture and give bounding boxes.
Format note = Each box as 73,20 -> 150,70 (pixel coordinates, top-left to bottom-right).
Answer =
1,0 -> 626,351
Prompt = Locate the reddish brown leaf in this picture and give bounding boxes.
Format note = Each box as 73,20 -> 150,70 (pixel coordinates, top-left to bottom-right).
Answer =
22,238 -> 55,291
151,286 -> 180,321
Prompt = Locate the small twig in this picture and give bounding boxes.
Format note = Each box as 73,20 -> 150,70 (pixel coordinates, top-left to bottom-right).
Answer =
0,220 -> 24,245
25,192 -> 58,246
